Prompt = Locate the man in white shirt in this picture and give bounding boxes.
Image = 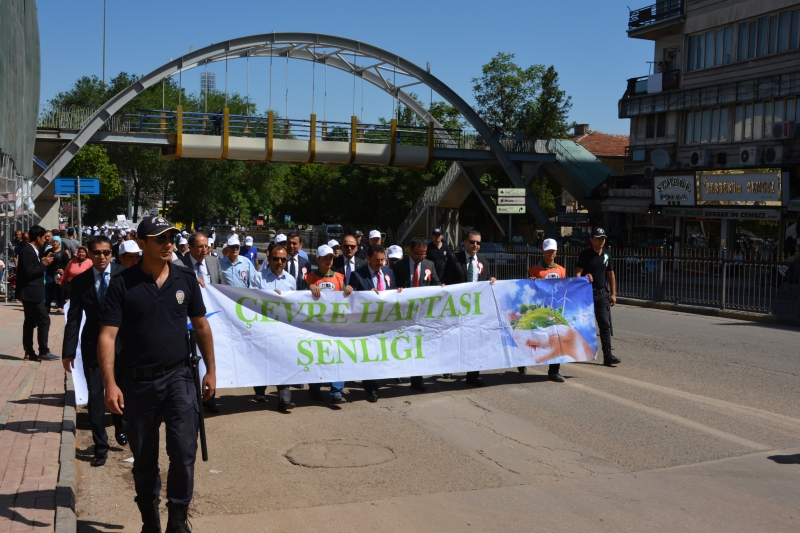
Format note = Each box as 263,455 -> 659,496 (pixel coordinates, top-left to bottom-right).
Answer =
180,232 -> 223,286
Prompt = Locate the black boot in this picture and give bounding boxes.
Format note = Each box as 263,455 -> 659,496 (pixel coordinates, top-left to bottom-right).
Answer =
136,498 -> 162,533
165,501 -> 192,533
603,351 -> 621,366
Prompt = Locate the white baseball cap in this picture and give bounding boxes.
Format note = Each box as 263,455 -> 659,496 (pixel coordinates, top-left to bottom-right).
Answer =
274,234 -> 287,243
208,238 -> 215,245
181,230 -> 188,236
245,236 -> 254,245
317,244 -> 334,257
369,230 -> 381,239
179,237 -> 188,245
542,238 -> 558,252
119,240 -> 142,255
328,239 -> 340,248
387,245 -> 403,259
226,235 -> 240,248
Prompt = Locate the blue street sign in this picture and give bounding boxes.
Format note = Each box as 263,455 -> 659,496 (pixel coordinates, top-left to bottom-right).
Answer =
284,214 -> 292,223
54,178 -> 101,195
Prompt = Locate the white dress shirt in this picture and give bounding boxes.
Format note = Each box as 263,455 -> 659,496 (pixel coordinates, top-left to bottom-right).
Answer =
467,254 -> 479,282
190,255 -> 209,283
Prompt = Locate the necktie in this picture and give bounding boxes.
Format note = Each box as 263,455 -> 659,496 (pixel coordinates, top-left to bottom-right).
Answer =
194,261 -> 203,282
345,259 -> 352,284
413,262 -> 420,287
376,270 -> 384,291
99,272 -> 108,306
467,256 -> 474,282
289,257 -> 296,278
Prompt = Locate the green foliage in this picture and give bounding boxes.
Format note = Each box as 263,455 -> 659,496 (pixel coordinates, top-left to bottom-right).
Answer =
518,66 -> 573,139
472,53 -> 543,136
60,144 -> 121,199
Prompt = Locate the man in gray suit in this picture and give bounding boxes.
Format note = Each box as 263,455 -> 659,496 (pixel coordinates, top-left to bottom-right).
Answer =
180,231 -> 223,413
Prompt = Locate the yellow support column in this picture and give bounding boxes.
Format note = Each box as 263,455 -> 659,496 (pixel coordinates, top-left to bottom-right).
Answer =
221,108 -> 230,159
160,111 -> 166,134
347,116 -> 358,164
175,105 -> 183,159
387,119 -> 398,167
308,114 -> 317,163
265,111 -> 274,161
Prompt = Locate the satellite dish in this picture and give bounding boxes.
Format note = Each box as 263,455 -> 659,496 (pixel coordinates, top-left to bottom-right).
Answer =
651,149 -> 671,170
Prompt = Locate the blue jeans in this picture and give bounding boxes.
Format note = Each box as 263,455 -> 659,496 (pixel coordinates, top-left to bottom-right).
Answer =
309,382 -> 345,396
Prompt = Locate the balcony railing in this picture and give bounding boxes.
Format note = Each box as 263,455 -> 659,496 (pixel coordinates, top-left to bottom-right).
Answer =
624,69 -> 681,97
628,0 -> 683,31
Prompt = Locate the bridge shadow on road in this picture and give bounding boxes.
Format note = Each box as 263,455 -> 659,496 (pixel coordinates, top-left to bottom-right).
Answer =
767,453 -> 800,465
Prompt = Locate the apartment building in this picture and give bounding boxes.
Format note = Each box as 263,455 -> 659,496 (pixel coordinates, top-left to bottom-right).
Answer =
618,0 -> 799,256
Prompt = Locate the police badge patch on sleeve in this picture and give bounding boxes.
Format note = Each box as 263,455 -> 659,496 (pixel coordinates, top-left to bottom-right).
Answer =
176,290 -> 185,304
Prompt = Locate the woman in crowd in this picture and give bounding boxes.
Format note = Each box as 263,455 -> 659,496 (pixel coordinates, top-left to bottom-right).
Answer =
61,246 -> 92,303
46,237 -> 71,314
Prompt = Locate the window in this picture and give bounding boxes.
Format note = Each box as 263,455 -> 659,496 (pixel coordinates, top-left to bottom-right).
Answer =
774,100 -> 784,124
688,25 -> 734,71
791,10 -> 800,50
738,9 -> 800,60
685,111 -> 693,144
764,100 -> 773,139
787,98 -> 796,124
753,102 -> 763,140
757,17 -> 768,57
719,108 -> 728,142
684,107 -> 729,145
723,26 -> 733,64
748,20 -> 757,58
778,12 -> 790,53
744,104 -> 753,140
734,105 -> 743,141
768,15 -> 778,55
738,22 -> 748,61
693,111 -> 702,143
701,109 -> 711,143
644,113 -> 667,139
687,36 -> 696,71
711,108 -> 720,142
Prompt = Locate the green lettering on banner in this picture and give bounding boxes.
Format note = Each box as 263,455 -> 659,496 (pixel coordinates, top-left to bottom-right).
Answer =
473,292 -> 483,315
360,301 -> 387,323
438,295 -> 460,318
421,296 -> 443,318
414,333 -> 424,359
459,293 -> 472,315
315,340 -> 334,364
378,335 -> 390,361
297,340 -> 314,370
361,337 -> 380,362
304,302 -> 327,323
331,302 -> 350,324
236,297 -> 258,328
391,335 -> 412,360
284,303 -> 302,323
259,300 -> 279,322
335,339 -> 359,364
405,298 -> 423,320
384,302 -> 404,322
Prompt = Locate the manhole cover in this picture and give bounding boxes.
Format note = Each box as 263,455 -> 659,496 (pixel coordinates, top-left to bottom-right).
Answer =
285,440 -> 396,468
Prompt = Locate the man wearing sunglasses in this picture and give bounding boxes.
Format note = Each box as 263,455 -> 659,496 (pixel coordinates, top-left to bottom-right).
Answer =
333,235 -> 366,285
97,216 -> 216,533
63,235 -> 127,468
443,230 -> 496,387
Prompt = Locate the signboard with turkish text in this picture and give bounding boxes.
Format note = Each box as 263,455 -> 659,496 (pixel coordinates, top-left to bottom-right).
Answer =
653,174 -> 695,206
663,207 -> 781,221
497,205 -> 526,214
498,197 -> 525,205
696,169 -> 782,205
498,188 -> 526,197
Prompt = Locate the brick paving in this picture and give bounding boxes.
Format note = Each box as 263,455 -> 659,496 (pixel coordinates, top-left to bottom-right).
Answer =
0,303 -> 67,533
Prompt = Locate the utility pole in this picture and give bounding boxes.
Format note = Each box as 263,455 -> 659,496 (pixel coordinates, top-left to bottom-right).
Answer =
102,0 -> 107,85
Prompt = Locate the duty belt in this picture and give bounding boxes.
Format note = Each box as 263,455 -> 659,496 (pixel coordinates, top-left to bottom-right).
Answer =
592,287 -> 608,295
118,360 -> 186,380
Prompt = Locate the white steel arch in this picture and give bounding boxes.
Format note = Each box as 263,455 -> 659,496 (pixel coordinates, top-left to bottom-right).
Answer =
35,32 -> 552,232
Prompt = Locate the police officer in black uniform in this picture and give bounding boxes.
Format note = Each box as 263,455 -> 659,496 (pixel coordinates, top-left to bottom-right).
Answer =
575,227 -> 621,367
97,216 -> 216,533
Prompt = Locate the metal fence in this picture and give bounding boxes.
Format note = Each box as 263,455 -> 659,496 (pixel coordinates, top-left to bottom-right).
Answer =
480,245 -> 800,320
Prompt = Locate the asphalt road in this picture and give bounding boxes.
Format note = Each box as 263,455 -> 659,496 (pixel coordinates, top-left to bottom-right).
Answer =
74,306 -> 800,532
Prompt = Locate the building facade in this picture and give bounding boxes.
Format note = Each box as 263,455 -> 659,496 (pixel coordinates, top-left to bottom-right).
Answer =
619,0 -> 799,257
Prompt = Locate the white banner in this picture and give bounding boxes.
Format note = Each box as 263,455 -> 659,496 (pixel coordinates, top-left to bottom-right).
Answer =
72,279 -> 599,403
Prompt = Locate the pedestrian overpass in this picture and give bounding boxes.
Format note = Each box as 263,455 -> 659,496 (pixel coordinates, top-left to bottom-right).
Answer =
34,32 -> 618,237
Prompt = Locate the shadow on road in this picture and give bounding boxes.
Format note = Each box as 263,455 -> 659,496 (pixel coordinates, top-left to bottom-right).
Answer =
78,519 -> 125,532
767,453 -> 800,465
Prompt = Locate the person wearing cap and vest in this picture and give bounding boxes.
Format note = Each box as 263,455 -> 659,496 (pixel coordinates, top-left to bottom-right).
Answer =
303,244 -> 353,404
220,235 -> 258,289
240,235 -> 259,270
426,228 -> 453,281
354,230 -> 368,260
348,244 -> 402,402
97,215 -> 216,533
285,232 -> 312,290
575,227 -> 620,367
524,238 -> 569,382
392,237 -> 442,392
333,235 -> 366,284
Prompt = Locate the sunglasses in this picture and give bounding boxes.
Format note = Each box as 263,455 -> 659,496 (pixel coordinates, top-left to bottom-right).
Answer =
91,249 -> 112,257
154,233 -> 177,245
467,239 -> 482,245
270,256 -> 287,263
343,244 -> 357,249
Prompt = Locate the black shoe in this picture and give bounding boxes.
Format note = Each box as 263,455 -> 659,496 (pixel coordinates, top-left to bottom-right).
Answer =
203,401 -> 220,414
278,402 -> 296,412
137,498 -> 162,533
115,432 -> 128,446
39,352 -> 60,361
410,383 -> 427,392
548,373 -> 565,383
91,454 -> 107,467
603,354 -> 621,366
291,384 -> 305,389
27,354 -> 40,362
466,378 -> 485,387
331,394 -> 347,404
254,395 -> 267,402
441,373 -> 452,379
517,366 -> 528,374
165,501 -> 190,533
366,392 -> 378,403
310,389 -> 324,401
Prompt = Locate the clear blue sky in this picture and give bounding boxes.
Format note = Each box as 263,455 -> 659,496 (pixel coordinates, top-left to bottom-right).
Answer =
38,0 -> 652,134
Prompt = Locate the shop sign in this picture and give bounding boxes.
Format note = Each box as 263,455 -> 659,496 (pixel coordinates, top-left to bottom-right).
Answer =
696,169 -> 782,204
653,175 -> 695,206
663,207 -> 781,221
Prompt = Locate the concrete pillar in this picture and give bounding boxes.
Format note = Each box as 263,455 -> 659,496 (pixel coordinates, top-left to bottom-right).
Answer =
34,195 -> 60,229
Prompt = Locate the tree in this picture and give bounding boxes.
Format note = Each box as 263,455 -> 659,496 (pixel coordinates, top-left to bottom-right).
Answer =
60,144 -> 121,199
519,66 -> 573,139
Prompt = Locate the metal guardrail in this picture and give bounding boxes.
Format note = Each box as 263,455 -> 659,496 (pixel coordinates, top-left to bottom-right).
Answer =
482,245 -> 799,320
628,0 -> 683,31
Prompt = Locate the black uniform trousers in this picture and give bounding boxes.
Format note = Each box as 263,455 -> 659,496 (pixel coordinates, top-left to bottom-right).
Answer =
119,366 -> 198,505
253,385 -> 292,404
22,300 -> 50,356
83,361 -> 124,456
594,292 -> 613,354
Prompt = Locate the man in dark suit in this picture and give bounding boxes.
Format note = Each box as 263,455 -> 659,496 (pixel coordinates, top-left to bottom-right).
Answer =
286,232 -> 312,289
392,237 -> 442,392
348,244 -> 402,403
443,229 -> 496,387
17,225 -> 58,361
333,235 -> 366,285
63,235 -> 126,466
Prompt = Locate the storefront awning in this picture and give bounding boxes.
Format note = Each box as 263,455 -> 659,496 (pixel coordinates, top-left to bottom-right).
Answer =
601,198 -> 651,214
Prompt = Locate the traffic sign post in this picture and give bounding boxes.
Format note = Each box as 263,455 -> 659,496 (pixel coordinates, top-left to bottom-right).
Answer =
497,206 -> 526,214
498,197 -> 525,205
498,188 -> 525,197
55,178 -> 101,245
496,189 -> 527,239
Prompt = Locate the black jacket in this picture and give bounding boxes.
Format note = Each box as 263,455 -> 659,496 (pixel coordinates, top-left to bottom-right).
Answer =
333,255 -> 366,276
62,263 -> 126,362
349,264 -> 397,291
443,250 -> 491,285
16,244 -> 47,303
392,257 -> 441,288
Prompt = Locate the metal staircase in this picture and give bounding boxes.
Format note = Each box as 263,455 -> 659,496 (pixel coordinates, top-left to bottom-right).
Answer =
396,162 -> 464,244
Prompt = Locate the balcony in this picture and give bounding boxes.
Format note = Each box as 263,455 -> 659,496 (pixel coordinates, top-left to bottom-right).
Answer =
627,0 -> 684,40
624,69 -> 681,98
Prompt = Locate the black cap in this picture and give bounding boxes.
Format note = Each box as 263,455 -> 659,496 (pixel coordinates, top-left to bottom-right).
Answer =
354,230 -> 363,236
137,216 -> 178,237
432,228 -> 442,235
592,227 -> 607,238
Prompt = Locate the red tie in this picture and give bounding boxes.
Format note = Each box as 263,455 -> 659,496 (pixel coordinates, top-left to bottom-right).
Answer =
376,270 -> 384,291
413,263 -> 420,287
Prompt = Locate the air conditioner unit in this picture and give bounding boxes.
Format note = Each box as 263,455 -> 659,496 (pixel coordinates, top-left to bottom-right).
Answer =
771,121 -> 796,139
643,166 -> 656,179
689,150 -> 708,167
739,146 -> 757,166
763,146 -> 783,165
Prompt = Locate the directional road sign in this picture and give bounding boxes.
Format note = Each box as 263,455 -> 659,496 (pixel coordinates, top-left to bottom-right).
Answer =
497,205 -> 526,214
498,197 -> 525,205
498,188 -> 525,197
54,178 -> 101,195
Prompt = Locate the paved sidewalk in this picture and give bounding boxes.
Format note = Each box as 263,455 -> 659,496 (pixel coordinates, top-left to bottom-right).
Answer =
0,303 -> 67,533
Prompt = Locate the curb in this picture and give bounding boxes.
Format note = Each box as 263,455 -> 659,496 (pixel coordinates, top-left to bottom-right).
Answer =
617,297 -> 800,327
55,372 -> 77,533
